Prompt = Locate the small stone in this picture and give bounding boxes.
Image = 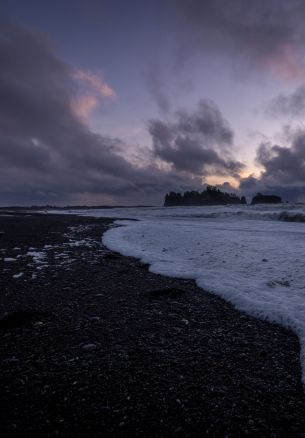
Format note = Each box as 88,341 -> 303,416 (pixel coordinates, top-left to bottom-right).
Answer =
4,356 -> 19,363
89,316 -> 100,322
81,343 -> 97,352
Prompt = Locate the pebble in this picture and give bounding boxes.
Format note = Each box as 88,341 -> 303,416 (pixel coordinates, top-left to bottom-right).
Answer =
2,214 -> 305,437
81,343 -> 97,352
89,316 -> 100,322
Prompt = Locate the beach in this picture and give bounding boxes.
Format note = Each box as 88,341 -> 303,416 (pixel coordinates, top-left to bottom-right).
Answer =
1,212 -> 305,437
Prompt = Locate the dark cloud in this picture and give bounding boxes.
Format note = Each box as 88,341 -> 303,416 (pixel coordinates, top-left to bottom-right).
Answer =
146,67 -> 171,114
149,99 -> 243,176
174,0 -> 305,77
267,85 -> 305,118
239,132 -> 305,201
255,138 -> 305,186
0,22 -> 203,206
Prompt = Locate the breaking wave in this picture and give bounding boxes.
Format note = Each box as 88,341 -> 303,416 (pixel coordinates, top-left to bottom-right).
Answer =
180,210 -> 305,223
278,211 -> 305,222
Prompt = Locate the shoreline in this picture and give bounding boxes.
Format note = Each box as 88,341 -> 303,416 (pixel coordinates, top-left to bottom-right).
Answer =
1,213 -> 305,436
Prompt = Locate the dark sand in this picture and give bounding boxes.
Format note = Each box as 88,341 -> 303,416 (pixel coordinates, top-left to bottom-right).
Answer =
1,213 -> 305,437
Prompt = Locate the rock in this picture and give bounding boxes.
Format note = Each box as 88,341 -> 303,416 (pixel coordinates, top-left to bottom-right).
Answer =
81,343 -> 97,352
164,186 -> 247,207
147,288 -> 185,300
4,357 -> 19,364
104,253 -> 121,260
259,350 -> 268,358
89,316 -> 100,322
0,310 -> 50,329
251,193 -> 282,205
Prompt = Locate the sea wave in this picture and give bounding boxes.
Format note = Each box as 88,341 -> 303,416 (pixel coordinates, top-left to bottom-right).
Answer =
167,210 -> 305,223
278,211 -> 305,222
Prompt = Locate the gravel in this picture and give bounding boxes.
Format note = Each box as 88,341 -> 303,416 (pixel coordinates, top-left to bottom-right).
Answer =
0,212 -> 305,437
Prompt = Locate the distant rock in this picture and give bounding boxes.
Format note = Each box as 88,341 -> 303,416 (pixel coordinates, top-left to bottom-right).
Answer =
164,186 -> 247,207
251,193 -> 282,205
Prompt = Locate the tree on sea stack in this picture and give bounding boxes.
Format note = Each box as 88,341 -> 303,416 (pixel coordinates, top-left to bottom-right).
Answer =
164,186 -> 247,206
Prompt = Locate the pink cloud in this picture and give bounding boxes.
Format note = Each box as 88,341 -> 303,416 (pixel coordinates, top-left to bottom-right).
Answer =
73,69 -> 116,98
71,69 -> 116,122
71,95 -> 99,122
263,44 -> 305,81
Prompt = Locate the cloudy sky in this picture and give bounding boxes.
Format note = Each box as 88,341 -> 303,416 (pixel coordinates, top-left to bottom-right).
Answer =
2,0 -> 305,205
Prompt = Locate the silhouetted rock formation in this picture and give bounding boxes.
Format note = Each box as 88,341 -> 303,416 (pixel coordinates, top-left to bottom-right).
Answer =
164,186 -> 247,207
251,193 -> 282,205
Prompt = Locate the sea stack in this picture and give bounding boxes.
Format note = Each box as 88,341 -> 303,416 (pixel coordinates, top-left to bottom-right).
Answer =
164,186 -> 247,207
251,193 -> 282,205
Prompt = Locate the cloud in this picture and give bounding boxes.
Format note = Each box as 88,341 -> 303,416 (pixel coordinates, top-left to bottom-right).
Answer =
145,67 -> 171,114
0,21 -> 204,206
238,132 -> 305,201
71,70 -> 116,121
73,69 -> 116,99
174,0 -> 305,79
267,85 -> 305,118
71,95 -> 100,122
149,99 -> 244,176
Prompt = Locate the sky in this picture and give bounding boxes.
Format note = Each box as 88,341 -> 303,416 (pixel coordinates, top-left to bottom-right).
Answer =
1,0 -> 305,205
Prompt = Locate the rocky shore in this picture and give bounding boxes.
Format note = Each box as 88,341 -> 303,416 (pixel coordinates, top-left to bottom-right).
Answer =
1,212 -> 305,437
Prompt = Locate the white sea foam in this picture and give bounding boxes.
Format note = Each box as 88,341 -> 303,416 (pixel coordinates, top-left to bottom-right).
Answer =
26,251 -> 46,263
47,204 -> 305,383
